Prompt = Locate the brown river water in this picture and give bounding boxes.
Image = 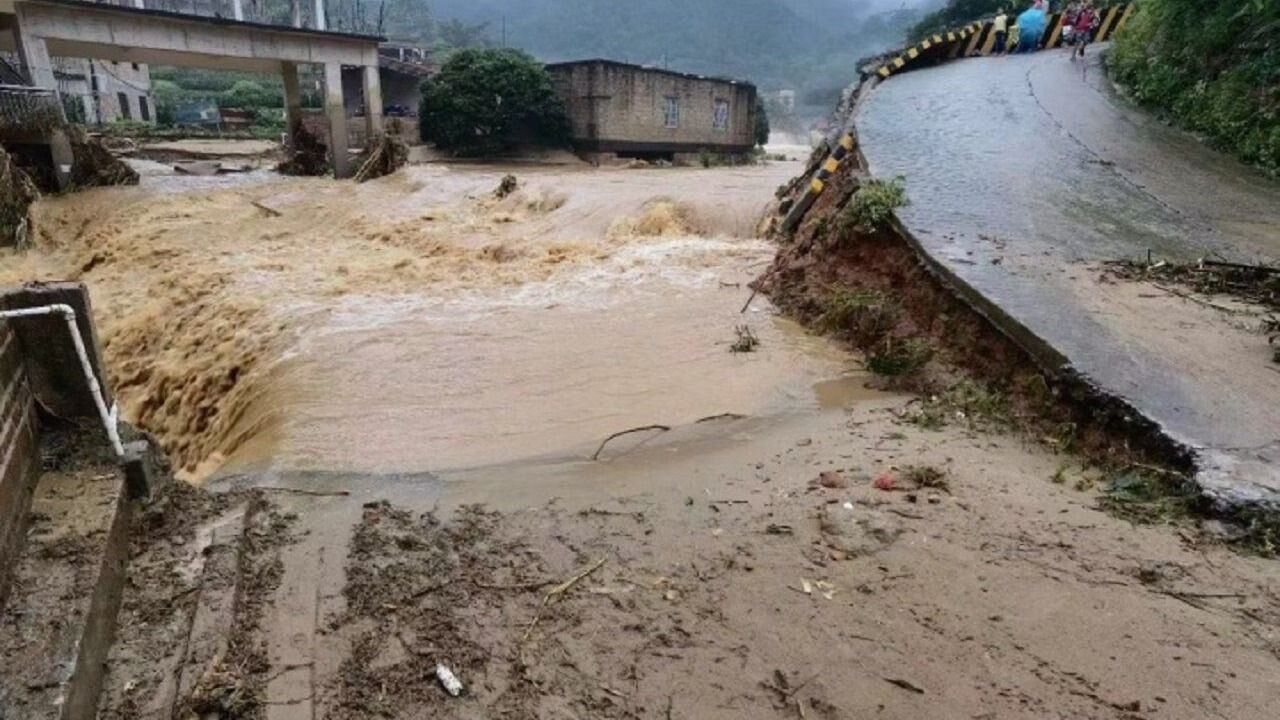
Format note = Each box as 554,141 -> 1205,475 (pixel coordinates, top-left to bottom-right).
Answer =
2,154 -> 872,480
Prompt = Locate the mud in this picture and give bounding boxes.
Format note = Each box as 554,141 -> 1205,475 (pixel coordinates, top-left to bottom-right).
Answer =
99,483 -> 297,720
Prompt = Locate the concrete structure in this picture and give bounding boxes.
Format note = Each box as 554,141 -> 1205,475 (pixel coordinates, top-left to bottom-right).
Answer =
0,0 -> 384,177
547,59 -> 757,161
54,57 -> 153,124
0,313 -> 38,613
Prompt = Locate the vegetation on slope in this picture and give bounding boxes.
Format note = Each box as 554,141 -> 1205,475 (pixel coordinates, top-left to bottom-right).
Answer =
1108,0 -> 1280,176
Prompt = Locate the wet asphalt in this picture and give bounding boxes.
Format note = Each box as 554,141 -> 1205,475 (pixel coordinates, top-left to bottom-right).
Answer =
856,47 -> 1280,508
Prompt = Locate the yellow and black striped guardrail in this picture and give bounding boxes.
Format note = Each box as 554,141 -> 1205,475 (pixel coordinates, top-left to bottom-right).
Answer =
780,132 -> 856,232
873,2 -> 1134,80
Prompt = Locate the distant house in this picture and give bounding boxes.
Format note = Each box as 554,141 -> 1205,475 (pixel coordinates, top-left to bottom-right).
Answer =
546,59 -> 757,162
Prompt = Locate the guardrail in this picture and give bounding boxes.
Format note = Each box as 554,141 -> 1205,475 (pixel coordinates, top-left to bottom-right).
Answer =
779,2 -> 1136,233
872,3 -> 1135,81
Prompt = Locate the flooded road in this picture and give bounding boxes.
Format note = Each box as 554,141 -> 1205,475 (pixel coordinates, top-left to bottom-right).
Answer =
857,49 -> 1280,506
3,153 -> 872,480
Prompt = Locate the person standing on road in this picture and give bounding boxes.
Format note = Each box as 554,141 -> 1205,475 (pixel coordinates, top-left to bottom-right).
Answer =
1062,1 -> 1081,45
992,8 -> 1010,54
1072,1 -> 1100,58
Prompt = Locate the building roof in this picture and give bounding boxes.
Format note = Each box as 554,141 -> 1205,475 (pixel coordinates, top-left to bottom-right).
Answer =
544,59 -> 755,90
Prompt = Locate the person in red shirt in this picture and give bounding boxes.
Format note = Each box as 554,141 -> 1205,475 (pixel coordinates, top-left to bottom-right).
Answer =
1072,1 -> 1100,58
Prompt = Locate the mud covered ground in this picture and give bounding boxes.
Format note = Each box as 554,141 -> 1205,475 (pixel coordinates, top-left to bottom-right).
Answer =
89,399 -> 1280,720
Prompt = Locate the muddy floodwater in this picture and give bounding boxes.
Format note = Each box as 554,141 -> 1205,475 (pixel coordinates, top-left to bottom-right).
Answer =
3,152 -> 874,480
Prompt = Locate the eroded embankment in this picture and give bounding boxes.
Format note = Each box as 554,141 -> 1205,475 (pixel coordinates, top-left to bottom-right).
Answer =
753,145 -> 1280,544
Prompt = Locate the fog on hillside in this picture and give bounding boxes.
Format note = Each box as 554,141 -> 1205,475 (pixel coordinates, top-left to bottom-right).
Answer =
322,0 -> 943,123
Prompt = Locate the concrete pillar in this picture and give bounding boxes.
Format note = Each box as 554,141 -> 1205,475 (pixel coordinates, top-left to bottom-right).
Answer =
291,0 -> 303,27
314,0 -> 327,30
323,62 -> 350,178
13,30 -> 72,189
232,0 -> 244,21
15,31 -> 57,92
281,61 -> 302,138
133,0 -> 145,8
362,64 -> 383,143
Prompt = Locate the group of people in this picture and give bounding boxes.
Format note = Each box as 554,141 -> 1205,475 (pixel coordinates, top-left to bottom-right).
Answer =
991,1 -> 1102,57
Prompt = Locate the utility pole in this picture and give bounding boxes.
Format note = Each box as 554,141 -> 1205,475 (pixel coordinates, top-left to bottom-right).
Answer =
502,15 -> 507,48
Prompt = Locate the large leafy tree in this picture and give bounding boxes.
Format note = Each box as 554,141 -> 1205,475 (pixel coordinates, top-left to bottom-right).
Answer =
418,49 -> 570,156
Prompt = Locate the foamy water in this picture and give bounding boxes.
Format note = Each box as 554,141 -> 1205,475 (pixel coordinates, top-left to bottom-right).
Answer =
3,159 -> 863,480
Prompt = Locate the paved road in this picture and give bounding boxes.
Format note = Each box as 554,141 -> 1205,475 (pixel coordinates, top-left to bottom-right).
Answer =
857,48 -> 1280,508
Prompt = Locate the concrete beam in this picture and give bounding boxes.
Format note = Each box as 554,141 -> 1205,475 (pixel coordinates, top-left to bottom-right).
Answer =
362,63 -> 382,144
14,0 -> 379,71
324,61 -> 350,178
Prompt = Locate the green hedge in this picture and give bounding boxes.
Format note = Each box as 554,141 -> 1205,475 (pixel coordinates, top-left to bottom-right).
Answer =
1108,0 -> 1280,176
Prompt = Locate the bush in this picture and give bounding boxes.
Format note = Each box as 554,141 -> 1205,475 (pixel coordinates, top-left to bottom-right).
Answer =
868,337 -> 933,376
1108,0 -> 1280,176
839,177 -> 907,233
419,48 -> 570,156
818,289 -> 899,342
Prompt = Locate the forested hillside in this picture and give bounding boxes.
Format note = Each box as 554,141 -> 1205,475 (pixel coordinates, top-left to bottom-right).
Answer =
1109,0 -> 1279,176
336,0 -> 938,114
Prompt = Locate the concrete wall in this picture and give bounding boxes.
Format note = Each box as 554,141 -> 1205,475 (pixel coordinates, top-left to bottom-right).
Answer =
548,60 -> 756,156
0,318 -> 39,612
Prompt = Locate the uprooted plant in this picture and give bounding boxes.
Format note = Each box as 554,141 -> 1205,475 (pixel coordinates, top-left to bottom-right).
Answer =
837,176 -> 907,234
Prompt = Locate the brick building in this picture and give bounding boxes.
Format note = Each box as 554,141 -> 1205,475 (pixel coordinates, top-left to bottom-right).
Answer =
546,59 -> 757,161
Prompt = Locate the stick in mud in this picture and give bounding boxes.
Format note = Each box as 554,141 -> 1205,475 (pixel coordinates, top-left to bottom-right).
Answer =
521,556 -> 607,643
591,424 -> 671,460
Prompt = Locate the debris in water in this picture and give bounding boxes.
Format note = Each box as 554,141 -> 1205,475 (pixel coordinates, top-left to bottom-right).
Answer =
730,324 -> 760,353
873,472 -> 896,491
495,173 -> 518,198
0,145 -> 39,247
354,133 -> 409,183
435,663 -> 463,697
277,123 -> 329,176
69,127 -> 139,188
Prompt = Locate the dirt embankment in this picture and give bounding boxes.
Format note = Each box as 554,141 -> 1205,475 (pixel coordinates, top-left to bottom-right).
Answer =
755,144 -> 1280,551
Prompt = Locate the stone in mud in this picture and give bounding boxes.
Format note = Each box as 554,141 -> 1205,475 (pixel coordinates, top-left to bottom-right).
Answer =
818,504 -> 903,557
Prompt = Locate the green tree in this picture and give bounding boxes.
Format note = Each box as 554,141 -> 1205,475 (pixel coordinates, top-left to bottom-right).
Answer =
418,48 -> 570,156
221,80 -> 282,109
754,97 -> 770,147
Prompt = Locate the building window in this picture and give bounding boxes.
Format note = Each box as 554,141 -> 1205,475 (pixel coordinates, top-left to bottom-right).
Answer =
663,96 -> 679,128
131,63 -> 140,71
117,92 -> 131,121
138,96 -> 150,122
713,99 -> 729,131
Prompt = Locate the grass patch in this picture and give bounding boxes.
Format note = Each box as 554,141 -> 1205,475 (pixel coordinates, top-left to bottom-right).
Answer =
817,289 -> 899,341
905,379 -> 1009,430
902,464 -> 950,493
838,176 -> 907,234
867,337 -> 934,377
